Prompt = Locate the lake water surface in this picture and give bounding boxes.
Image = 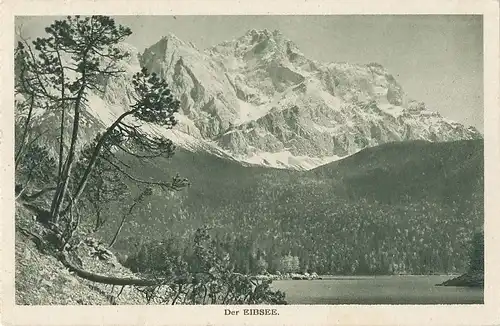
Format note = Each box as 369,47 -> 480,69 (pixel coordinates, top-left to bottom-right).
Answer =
271,275 -> 483,304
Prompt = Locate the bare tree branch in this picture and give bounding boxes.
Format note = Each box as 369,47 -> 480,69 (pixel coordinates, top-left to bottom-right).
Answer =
101,156 -> 188,191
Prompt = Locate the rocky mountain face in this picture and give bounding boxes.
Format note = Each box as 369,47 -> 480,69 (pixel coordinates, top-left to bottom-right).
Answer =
38,29 -> 483,170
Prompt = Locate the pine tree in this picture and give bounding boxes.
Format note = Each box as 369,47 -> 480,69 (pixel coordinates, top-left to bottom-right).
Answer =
16,16 -> 133,224
469,230 -> 484,272
15,16 -> 188,242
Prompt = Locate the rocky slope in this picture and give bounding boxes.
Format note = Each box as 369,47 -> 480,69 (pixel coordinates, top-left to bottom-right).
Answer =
15,204 -> 147,305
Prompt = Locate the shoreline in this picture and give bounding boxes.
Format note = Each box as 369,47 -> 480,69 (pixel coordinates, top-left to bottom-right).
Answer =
257,273 -> 464,281
436,271 -> 484,288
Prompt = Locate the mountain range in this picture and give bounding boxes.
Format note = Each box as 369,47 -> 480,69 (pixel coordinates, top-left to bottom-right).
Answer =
77,29 -> 482,170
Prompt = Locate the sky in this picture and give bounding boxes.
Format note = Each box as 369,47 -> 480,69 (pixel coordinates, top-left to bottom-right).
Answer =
16,15 -> 483,132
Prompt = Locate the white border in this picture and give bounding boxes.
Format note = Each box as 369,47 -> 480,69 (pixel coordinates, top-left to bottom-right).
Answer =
1,1 -> 499,326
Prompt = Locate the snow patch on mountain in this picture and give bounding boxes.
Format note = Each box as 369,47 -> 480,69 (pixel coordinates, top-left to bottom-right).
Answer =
238,149 -> 344,171
235,99 -> 272,124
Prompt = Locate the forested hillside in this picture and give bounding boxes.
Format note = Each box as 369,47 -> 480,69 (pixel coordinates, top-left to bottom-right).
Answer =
102,139 -> 483,276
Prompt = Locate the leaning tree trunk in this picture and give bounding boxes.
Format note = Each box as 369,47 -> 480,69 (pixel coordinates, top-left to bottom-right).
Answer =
58,250 -> 160,286
108,213 -> 128,249
50,76 -> 86,225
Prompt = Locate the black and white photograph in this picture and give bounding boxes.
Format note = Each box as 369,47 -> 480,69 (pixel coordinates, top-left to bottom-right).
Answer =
2,2 -> 500,325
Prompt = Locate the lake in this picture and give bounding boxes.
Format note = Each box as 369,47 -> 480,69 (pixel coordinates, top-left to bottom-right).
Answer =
271,275 -> 483,304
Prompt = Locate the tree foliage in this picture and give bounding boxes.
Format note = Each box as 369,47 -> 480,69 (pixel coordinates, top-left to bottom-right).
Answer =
16,143 -> 57,198
124,227 -> 287,304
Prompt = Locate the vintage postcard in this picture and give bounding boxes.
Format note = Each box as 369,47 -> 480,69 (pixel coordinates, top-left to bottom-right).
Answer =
1,0 -> 499,325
